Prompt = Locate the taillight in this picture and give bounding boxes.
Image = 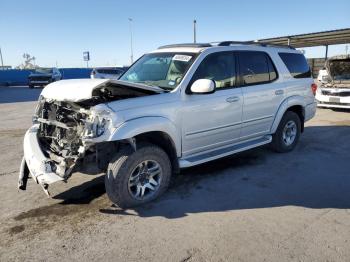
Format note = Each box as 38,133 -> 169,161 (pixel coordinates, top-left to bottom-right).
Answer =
311,83 -> 317,96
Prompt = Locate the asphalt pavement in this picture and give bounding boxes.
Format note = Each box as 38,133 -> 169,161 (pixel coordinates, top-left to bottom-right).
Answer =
0,86 -> 349,262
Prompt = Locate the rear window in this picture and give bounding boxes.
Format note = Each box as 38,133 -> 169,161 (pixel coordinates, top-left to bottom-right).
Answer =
279,53 -> 311,78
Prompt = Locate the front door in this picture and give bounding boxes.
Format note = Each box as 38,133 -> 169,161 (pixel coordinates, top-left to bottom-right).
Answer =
181,51 -> 243,157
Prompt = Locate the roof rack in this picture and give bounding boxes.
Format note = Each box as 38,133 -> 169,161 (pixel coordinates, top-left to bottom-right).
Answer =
216,41 -> 295,49
157,41 -> 296,50
158,43 -> 212,49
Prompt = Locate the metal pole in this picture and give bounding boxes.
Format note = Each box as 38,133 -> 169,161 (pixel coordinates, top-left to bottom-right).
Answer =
325,45 -> 328,60
0,47 -> 3,69
128,18 -> 134,64
193,20 -> 197,43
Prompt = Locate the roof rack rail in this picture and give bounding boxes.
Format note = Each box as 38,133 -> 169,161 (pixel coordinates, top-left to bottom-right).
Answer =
216,41 -> 254,46
216,41 -> 295,49
158,43 -> 212,49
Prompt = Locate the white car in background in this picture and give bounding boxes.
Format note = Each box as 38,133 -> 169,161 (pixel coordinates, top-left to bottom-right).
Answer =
316,55 -> 350,109
90,67 -> 127,80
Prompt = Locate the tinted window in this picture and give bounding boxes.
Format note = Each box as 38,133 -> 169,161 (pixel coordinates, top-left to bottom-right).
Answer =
239,51 -> 277,85
279,53 -> 311,78
192,52 -> 236,89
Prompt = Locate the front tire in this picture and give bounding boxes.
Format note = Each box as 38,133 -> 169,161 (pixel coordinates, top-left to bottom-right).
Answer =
271,111 -> 301,153
105,143 -> 172,208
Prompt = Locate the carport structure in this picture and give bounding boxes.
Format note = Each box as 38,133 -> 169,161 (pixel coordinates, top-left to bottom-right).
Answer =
255,28 -> 350,59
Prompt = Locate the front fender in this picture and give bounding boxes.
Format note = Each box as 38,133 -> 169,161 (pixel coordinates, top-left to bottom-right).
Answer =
108,116 -> 181,157
270,96 -> 306,133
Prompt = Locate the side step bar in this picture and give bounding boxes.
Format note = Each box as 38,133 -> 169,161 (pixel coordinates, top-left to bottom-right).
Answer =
179,135 -> 272,168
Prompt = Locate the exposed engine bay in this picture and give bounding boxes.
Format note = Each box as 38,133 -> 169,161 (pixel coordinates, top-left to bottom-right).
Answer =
32,81 -> 160,180
323,55 -> 350,88
35,100 -> 88,178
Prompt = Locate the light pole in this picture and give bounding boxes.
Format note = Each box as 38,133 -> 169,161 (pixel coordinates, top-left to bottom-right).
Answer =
128,18 -> 134,65
193,20 -> 197,43
0,47 -> 4,69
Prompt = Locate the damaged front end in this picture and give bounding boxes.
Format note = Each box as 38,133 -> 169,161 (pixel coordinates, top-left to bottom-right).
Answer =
19,79 -> 161,195
19,98 -> 114,195
35,99 -> 100,178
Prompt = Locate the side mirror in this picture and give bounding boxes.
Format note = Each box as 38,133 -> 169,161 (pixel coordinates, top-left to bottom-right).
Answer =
190,79 -> 215,94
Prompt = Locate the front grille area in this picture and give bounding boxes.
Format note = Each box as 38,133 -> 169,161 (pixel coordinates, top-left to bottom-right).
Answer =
322,90 -> 350,97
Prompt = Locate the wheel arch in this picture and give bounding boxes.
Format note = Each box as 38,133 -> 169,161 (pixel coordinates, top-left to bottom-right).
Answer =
134,131 -> 180,174
108,117 -> 181,174
271,96 -> 306,134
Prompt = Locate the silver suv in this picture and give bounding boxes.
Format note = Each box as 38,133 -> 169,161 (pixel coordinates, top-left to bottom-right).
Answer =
19,42 -> 317,208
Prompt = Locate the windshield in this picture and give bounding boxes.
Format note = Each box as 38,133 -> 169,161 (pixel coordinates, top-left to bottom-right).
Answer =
328,60 -> 350,80
120,52 -> 197,90
35,68 -> 53,74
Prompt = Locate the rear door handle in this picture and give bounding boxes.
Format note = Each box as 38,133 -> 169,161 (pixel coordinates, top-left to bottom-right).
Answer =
226,96 -> 240,103
275,89 -> 284,95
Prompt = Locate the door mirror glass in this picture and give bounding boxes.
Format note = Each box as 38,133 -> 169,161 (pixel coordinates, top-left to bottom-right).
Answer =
190,79 -> 215,94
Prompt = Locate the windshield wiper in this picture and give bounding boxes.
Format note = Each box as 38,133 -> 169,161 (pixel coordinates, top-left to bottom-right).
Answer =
157,86 -> 172,91
142,81 -> 172,92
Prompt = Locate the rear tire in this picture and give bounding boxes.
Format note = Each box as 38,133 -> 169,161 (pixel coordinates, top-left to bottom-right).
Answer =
105,143 -> 172,208
271,111 -> 301,153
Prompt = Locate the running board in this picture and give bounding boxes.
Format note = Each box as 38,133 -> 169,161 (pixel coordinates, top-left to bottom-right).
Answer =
179,135 -> 272,168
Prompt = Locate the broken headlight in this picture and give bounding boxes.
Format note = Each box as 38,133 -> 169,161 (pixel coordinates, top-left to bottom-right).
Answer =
84,115 -> 109,138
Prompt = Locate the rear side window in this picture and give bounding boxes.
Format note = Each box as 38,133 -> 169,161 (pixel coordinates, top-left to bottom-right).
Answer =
279,53 -> 311,78
238,51 -> 277,86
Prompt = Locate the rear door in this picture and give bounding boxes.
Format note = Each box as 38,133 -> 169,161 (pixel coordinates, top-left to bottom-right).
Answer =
238,51 -> 284,140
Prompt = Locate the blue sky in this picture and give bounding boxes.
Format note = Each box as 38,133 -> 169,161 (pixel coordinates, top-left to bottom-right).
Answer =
1,0 -> 349,68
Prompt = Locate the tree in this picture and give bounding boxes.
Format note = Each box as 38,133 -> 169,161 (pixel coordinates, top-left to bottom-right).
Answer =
16,53 -> 38,69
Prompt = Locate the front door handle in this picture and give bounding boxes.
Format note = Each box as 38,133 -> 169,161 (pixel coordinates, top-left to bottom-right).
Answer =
226,96 -> 240,103
275,89 -> 284,95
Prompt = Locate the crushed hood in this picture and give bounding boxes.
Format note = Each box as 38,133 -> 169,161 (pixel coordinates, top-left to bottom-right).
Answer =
40,79 -> 164,102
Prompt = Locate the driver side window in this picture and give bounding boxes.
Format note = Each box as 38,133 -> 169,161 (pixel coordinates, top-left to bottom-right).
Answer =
191,52 -> 236,90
